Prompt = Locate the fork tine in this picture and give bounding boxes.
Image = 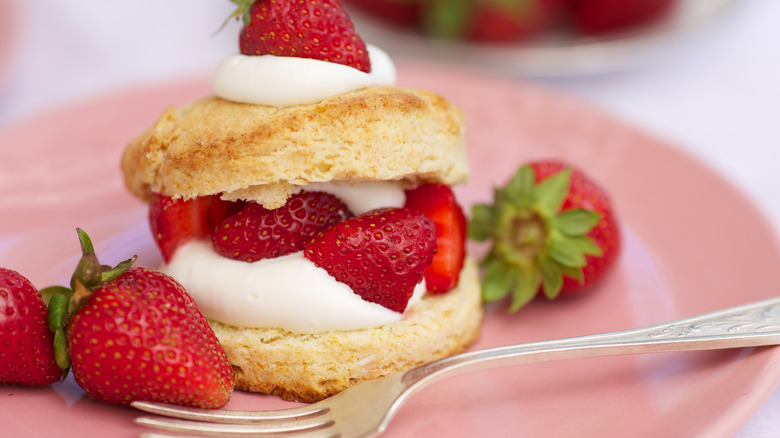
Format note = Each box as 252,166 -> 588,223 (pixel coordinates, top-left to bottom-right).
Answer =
139,433 -> 337,438
138,428 -> 338,438
131,401 -> 329,424
135,415 -> 335,436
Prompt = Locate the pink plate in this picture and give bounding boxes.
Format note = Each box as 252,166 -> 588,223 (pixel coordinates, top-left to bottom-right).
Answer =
1,63 -> 780,438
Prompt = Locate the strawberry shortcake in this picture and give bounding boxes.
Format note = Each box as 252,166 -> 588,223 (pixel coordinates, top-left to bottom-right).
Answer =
120,0 -> 482,402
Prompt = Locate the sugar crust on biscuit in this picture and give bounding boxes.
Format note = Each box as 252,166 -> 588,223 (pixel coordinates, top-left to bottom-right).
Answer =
122,86 -> 469,208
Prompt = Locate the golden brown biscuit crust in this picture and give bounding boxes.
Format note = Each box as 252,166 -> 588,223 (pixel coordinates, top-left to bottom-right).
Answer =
209,256 -> 483,402
122,86 -> 468,208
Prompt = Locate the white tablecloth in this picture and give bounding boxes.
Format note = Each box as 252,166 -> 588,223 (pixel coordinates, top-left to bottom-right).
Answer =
0,1 -> 778,436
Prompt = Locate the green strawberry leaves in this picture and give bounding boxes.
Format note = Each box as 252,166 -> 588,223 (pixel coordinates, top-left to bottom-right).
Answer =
551,209 -> 603,235
469,164 -> 603,311
66,229 -> 137,313
533,167 -> 569,216
45,293 -> 71,374
421,0 -> 472,39
227,0 -> 256,26
41,229 -> 137,377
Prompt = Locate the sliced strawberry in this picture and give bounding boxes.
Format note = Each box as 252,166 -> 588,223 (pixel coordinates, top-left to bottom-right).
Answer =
230,0 -> 372,73
149,194 -> 239,263
404,184 -> 466,294
305,208 -> 437,312
212,191 -> 353,262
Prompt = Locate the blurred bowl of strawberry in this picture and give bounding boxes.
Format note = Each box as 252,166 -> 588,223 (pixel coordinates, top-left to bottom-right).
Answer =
563,0 -> 678,36
343,0 -> 740,76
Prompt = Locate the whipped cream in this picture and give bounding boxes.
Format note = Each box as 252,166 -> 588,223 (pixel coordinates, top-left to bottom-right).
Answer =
212,44 -> 397,107
297,181 -> 405,215
163,181 -> 423,334
165,242 -> 425,334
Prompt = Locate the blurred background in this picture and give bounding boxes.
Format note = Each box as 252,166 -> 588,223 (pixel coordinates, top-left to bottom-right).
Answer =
0,1 -> 777,225
0,0 -> 778,435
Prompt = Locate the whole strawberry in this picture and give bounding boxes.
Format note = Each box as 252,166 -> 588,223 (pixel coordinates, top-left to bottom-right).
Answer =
229,0 -> 372,73
468,0 -> 561,42
470,160 -> 620,311
0,268 -> 61,386
47,229 -> 235,408
345,0 -> 422,28
69,267 -> 234,407
563,0 -> 677,36
422,0 -> 560,43
305,208 -> 437,312
213,191 -> 353,262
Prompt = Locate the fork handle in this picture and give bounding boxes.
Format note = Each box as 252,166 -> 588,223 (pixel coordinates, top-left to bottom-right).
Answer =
402,297 -> 780,391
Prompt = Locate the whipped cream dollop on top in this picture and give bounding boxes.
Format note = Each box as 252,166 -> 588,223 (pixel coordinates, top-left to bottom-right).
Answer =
163,181 -> 425,334
212,44 -> 397,107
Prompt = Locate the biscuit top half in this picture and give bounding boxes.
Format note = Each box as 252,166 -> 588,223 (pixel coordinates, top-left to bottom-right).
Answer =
121,86 -> 469,209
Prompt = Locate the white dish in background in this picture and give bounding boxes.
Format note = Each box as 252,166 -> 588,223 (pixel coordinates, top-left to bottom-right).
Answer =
349,0 -> 740,76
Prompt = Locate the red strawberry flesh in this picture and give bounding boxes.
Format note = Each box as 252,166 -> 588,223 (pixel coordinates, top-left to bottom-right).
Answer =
404,184 -> 467,294
149,194 -> 240,263
305,208 -> 437,312
212,191 -> 353,262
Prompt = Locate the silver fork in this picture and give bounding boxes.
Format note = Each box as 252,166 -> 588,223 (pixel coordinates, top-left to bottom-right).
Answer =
133,296 -> 780,438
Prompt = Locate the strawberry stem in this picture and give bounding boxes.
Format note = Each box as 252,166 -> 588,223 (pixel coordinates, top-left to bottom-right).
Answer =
47,294 -> 71,377
68,280 -> 92,314
496,208 -> 545,263
228,0 -> 257,26
101,255 -> 138,283
44,228 -> 139,374
46,294 -> 68,333
71,253 -> 102,289
71,228 -> 136,294
470,164 -> 604,310
38,285 -> 73,306
76,228 -> 95,254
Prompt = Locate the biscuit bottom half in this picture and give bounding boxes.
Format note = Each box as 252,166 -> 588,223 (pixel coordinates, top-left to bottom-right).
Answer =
208,256 -> 483,402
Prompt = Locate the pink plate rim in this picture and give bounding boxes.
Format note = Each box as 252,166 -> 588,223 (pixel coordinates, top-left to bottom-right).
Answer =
1,62 -> 779,438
